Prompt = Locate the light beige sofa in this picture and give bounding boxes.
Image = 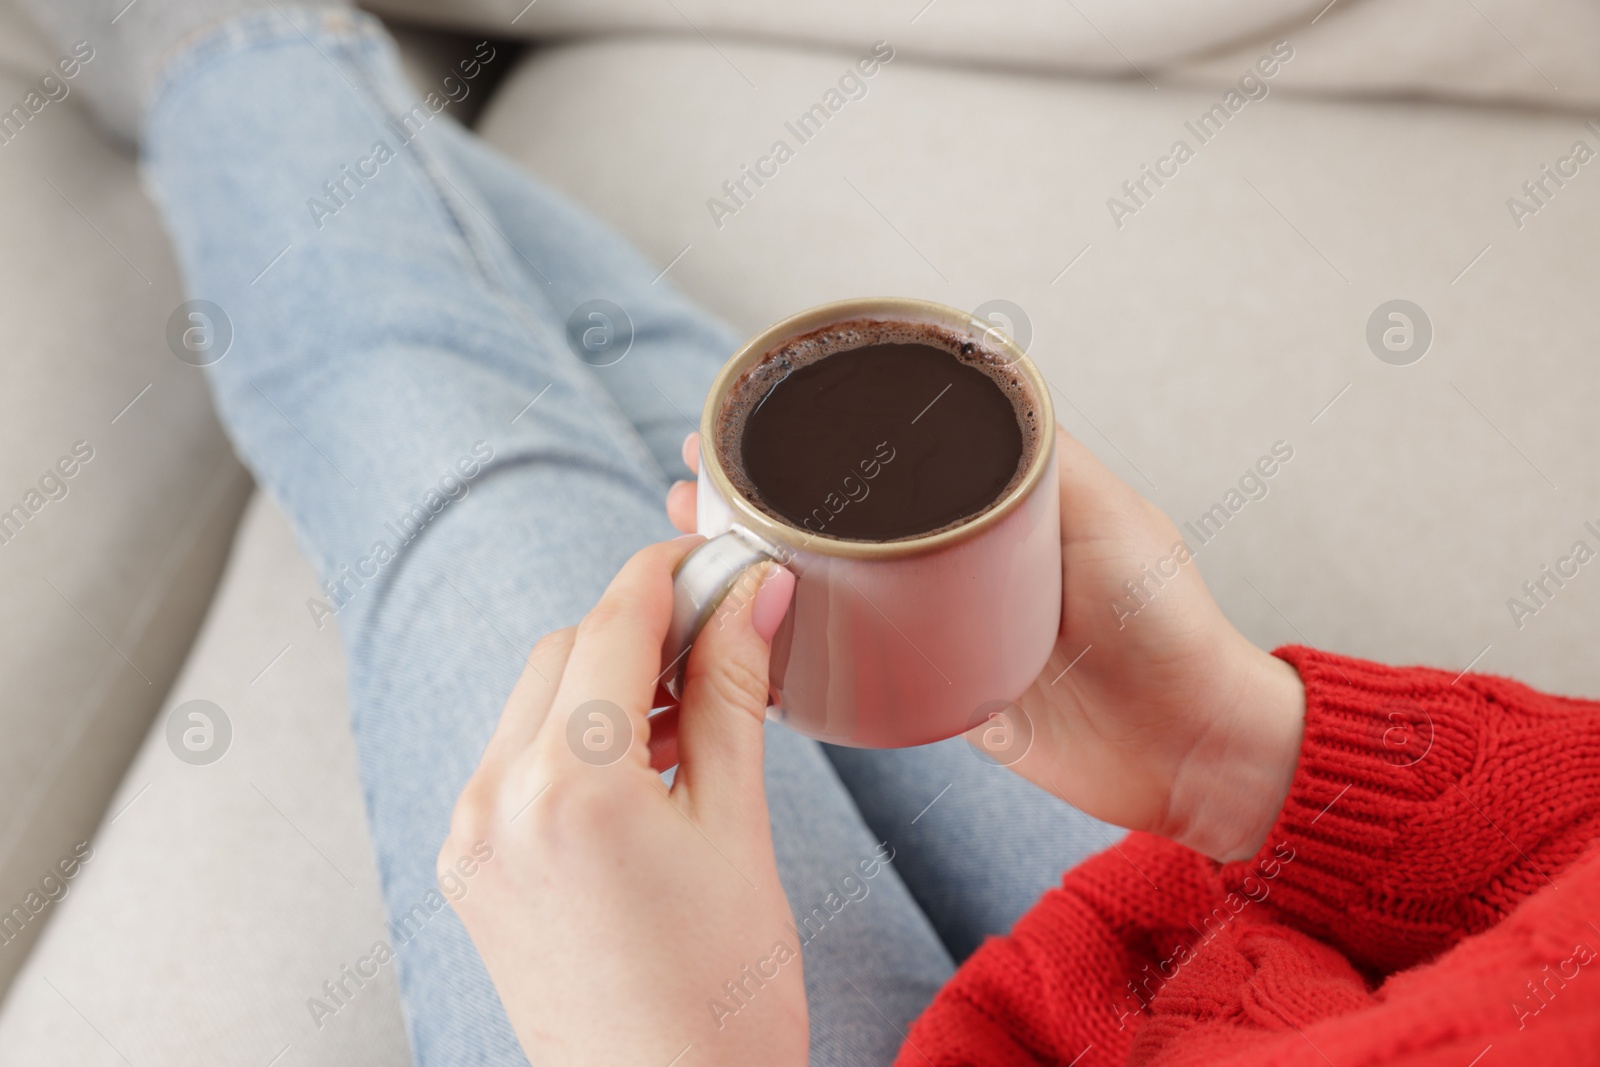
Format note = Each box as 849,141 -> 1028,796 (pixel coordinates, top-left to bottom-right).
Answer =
1,1 -> 1596,1062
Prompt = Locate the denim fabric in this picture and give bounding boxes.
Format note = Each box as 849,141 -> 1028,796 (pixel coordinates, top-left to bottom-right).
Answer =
143,9 -> 1116,1063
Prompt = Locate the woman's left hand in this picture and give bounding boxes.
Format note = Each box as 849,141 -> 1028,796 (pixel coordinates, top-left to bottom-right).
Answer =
441,538 -> 806,1067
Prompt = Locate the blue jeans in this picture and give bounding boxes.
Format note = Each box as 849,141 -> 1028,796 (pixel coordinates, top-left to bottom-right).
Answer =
143,10 -> 1115,1064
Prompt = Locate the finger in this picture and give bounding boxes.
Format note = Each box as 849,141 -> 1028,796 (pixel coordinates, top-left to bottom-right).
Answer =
1054,425 -> 1170,547
672,562 -> 794,828
681,432 -> 700,471
646,705 -> 680,772
531,537 -> 700,777
666,479 -> 698,533
452,628 -> 575,845
475,627 -> 575,776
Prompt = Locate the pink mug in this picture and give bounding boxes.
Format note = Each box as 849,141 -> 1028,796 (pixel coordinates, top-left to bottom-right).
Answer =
659,297 -> 1060,748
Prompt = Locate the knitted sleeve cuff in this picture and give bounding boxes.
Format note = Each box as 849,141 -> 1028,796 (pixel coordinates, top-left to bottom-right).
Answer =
1218,646 -> 1598,972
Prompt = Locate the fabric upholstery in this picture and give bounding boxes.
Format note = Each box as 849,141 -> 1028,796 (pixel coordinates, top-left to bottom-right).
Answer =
359,0 -> 1600,110
0,0 -> 251,994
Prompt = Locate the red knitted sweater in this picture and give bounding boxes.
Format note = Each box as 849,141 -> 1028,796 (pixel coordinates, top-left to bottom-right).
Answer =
899,647 -> 1600,1066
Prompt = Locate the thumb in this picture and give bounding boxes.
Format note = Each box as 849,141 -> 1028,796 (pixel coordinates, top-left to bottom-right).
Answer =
672,561 -> 795,823
1054,424 -> 1174,548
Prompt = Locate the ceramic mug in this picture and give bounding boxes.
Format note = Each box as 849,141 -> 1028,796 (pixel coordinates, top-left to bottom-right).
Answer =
659,297 -> 1060,749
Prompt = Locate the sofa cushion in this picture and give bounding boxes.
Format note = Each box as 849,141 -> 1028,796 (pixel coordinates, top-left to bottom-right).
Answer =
362,0 -> 1323,70
359,0 -> 1600,110
0,0 -> 252,994
1172,0 -> 1600,112
0,494 -> 408,1065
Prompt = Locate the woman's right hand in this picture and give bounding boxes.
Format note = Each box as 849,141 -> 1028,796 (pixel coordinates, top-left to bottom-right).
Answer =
667,429 -> 1306,863
443,538 -> 806,1066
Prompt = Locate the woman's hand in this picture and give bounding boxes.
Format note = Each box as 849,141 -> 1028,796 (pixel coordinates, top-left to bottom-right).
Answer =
1004,428 -> 1305,861
442,539 -> 807,1067
668,430 -> 1305,862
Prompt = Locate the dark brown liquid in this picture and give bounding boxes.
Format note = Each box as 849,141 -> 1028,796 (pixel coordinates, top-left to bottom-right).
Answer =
736,339 -> 1027,540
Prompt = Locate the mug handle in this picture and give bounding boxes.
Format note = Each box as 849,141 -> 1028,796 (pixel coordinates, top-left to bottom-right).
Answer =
659,525 -> 785,698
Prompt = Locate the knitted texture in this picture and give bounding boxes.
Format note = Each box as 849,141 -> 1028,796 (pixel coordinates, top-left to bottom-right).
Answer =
898,647 -> 1600,1066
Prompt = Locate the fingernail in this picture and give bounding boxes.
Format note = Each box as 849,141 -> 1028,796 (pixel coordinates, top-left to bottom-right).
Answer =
751,564 -> 795,643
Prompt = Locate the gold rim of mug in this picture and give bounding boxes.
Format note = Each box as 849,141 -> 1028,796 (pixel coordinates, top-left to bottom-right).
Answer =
699,297 -> 1056,560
